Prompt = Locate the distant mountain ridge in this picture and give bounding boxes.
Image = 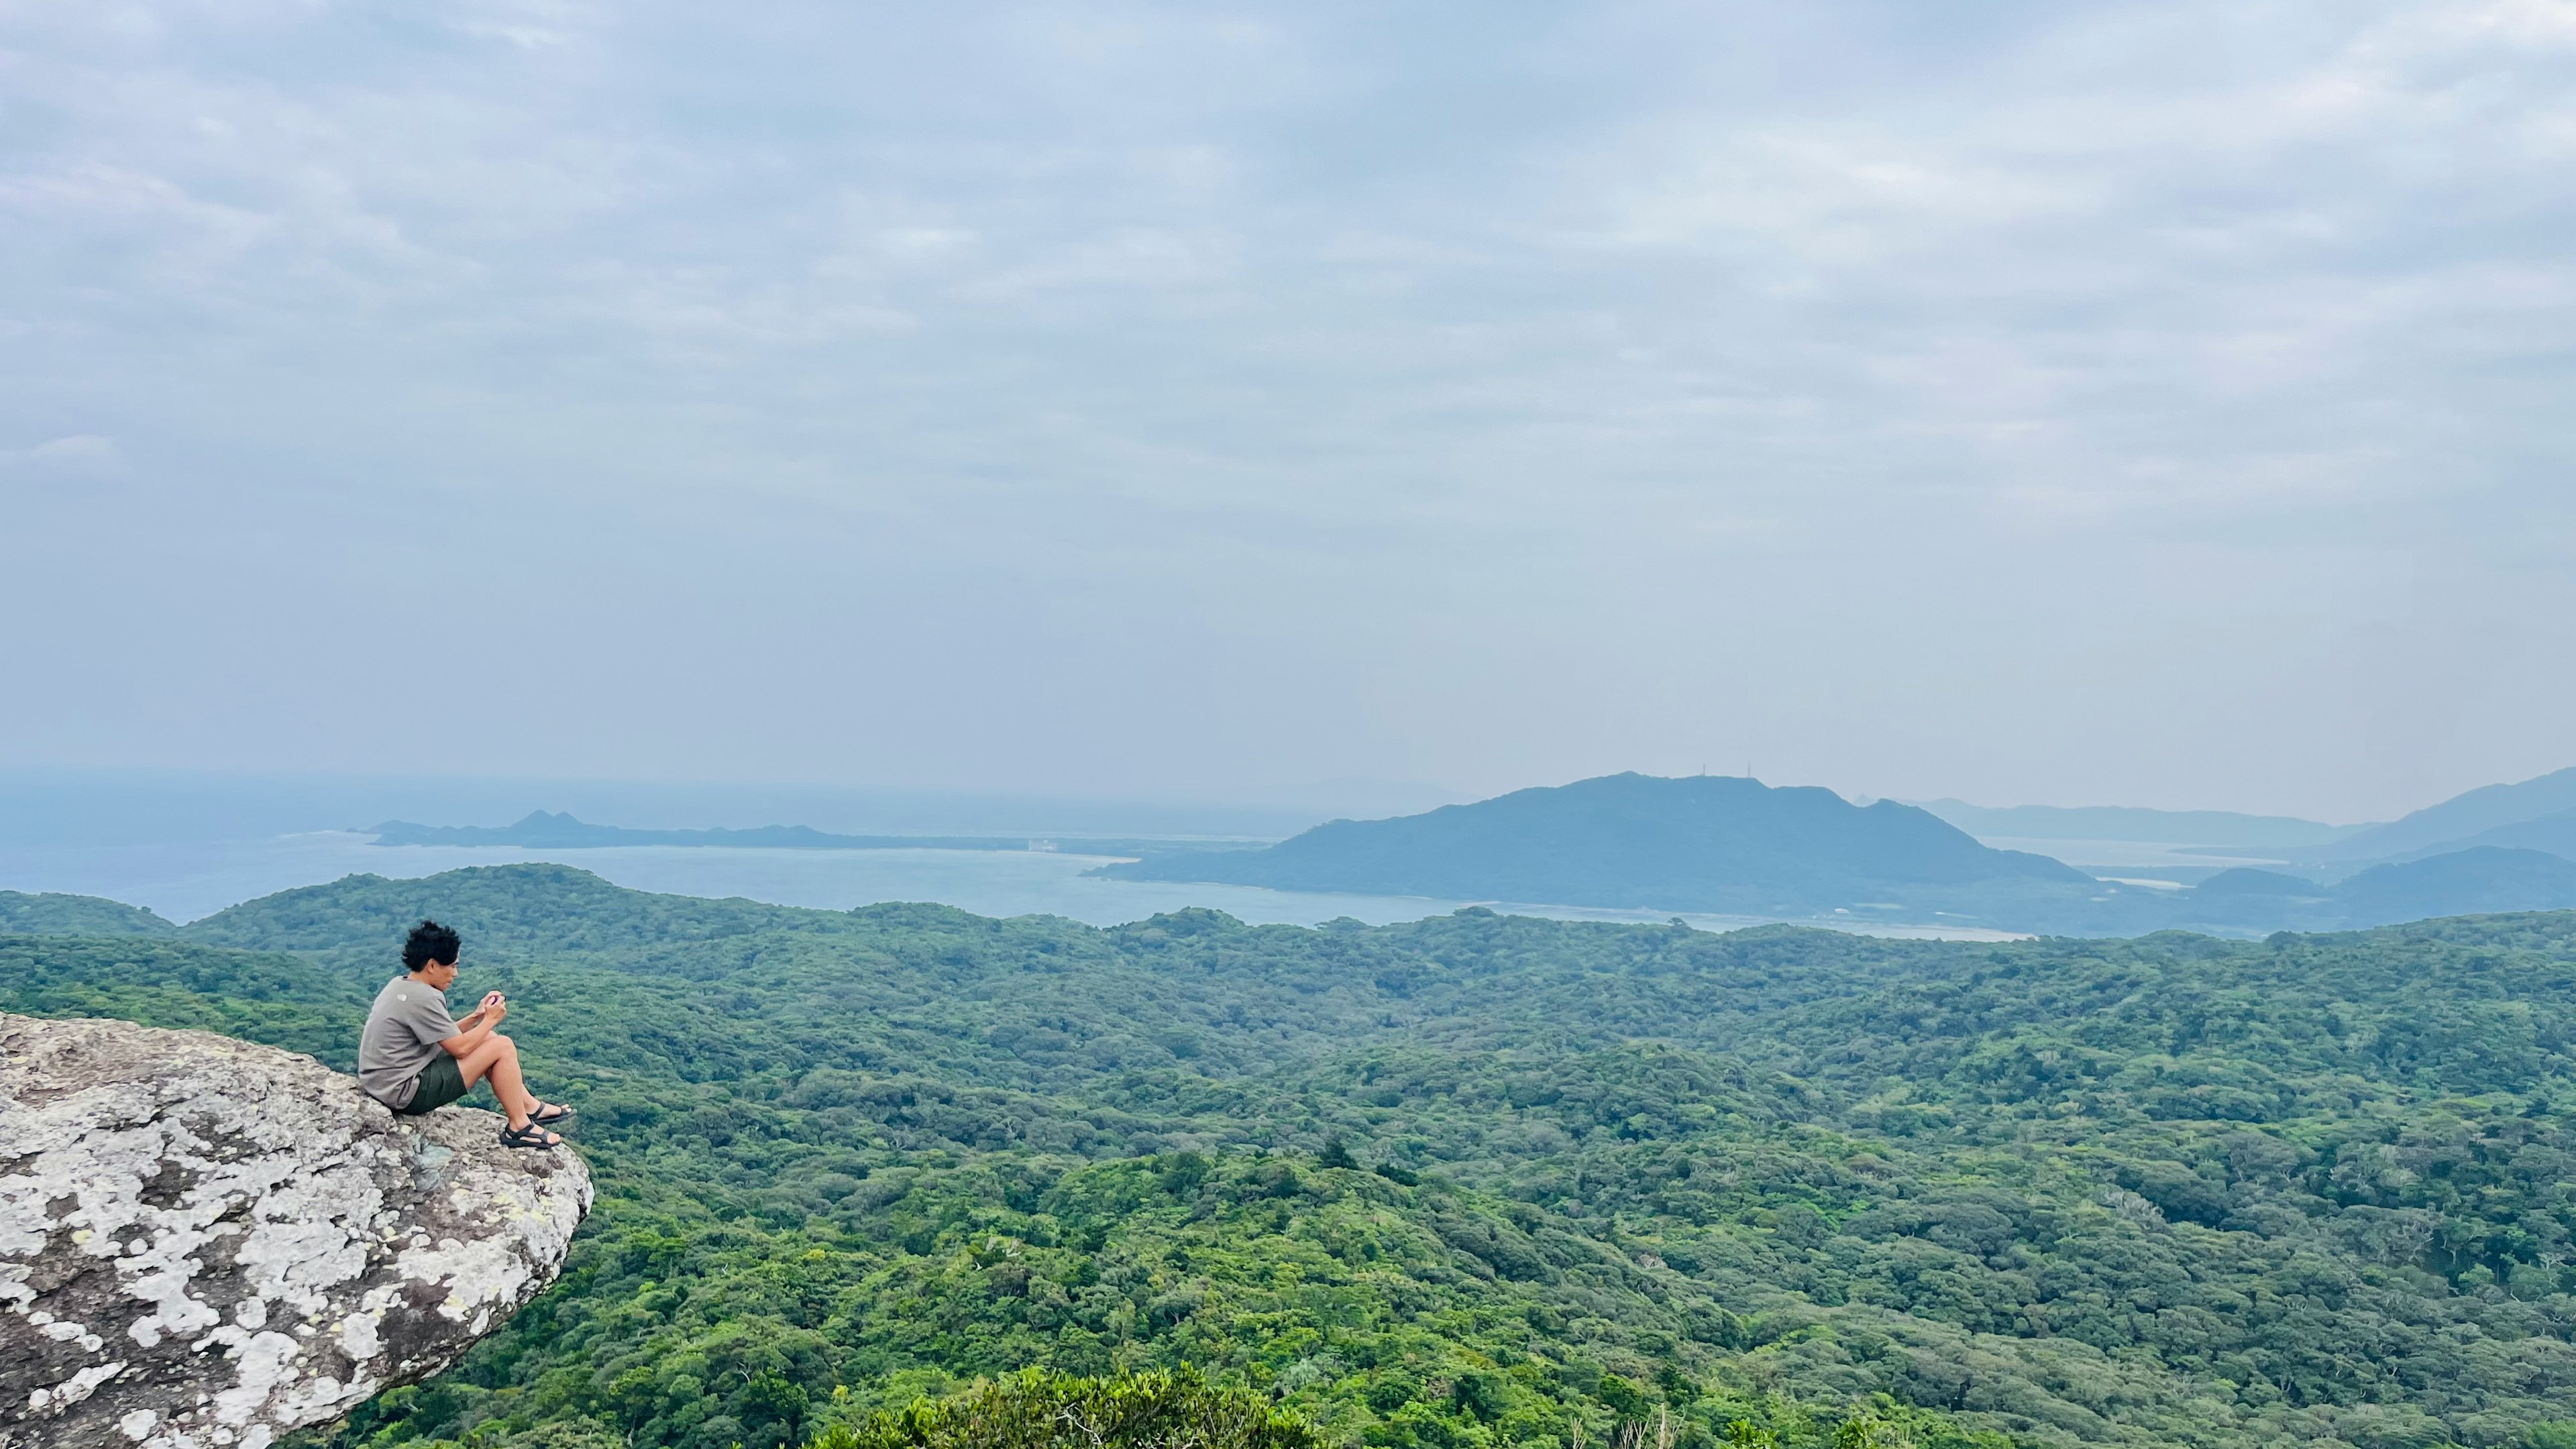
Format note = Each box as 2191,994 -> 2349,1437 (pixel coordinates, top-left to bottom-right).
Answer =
2166,848 -> 2576,931
1916,800 -> 2359,847
1104,773 -> 2091,918
2297,766 -> 2576,863
12,835 -> 2576,954
372,810 -> 1018,850
2412,807 -> 2576,863
1925,769 -> 2576,875
1106,773 -> 2576,936
2337,847 -> 2576,920
368,810 -> 1248,859
28,768 -> 2576,943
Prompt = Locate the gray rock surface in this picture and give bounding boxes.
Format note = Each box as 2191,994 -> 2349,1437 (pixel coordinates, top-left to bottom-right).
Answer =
0,1013 -> 591,1449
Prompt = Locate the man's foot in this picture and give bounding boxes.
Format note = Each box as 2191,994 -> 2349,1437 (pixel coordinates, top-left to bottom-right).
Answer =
527,1101 -> 575,1126
500,1122 -> 562,1150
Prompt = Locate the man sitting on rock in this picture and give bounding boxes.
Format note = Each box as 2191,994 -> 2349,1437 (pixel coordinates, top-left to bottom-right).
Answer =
359,918 -> 572,1148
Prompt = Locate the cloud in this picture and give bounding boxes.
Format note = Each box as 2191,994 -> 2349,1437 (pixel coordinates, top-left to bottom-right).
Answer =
2,435 -> 125,483
0,0 -> 2571,817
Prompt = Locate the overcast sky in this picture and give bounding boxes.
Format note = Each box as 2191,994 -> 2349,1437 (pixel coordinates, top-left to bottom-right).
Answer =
5,0 -> 2573,822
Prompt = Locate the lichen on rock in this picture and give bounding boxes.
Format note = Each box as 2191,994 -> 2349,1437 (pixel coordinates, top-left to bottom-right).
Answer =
1,1012 -> 592,1449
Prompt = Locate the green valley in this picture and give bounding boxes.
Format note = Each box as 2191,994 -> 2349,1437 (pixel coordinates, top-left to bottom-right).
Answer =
11,865 -> 2576,1449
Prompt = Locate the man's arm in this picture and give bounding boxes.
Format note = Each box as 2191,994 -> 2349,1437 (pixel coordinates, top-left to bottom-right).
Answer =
439,997 -> 505,1057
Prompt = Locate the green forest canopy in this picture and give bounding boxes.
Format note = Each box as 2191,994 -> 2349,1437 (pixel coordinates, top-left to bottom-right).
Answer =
13,864 -> 2576,1449
0,887 -> 175,936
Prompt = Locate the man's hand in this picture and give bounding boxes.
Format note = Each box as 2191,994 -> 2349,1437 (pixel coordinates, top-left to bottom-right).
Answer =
439,991 -> 508,1059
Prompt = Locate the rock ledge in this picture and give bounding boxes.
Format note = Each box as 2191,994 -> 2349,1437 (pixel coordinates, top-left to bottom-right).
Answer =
1,1012 -> 592,1449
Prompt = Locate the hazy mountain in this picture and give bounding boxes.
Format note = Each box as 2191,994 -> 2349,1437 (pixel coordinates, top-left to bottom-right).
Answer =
1104,773 -> 2091,917
370,810 -> 996,850
1917,800 -> 2358,846
2368,806 -> 2576,865
1248,777 -> 1468,820
366,810 -> 1234,859
2167,848 -> 2576,932
2189,867 -> 2328,898
0,769 -> 1336,849
1104,774 -> 2576,936
2330,847 -> 2576,924
2303,766 -> 2576,862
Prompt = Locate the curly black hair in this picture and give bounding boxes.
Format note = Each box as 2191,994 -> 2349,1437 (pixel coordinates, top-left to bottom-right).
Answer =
402,918 -> 462,973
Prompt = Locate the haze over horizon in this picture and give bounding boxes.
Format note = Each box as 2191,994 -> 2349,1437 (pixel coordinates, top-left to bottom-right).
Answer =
9,0 -> 2574,823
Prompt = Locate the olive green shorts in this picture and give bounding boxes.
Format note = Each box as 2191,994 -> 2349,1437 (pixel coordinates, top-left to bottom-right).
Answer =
396,1053 -> 470,1116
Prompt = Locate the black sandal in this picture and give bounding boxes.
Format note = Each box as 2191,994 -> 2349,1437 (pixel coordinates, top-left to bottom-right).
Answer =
528,1102 -> 575,1126
500,1122 -> 561,1150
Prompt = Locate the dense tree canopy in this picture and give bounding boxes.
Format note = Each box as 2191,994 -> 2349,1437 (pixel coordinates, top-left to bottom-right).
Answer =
13,865 -> 2576,1449
0,887 -> 175,936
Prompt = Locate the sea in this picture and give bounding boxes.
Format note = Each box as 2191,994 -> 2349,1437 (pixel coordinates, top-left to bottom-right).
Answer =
0,833 -> 2027,941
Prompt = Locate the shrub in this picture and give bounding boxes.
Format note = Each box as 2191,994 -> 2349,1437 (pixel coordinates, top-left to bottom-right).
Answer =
808,1369 -> 1318,1449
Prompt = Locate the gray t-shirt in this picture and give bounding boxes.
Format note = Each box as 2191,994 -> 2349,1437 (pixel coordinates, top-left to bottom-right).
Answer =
358,975 -> 460,1108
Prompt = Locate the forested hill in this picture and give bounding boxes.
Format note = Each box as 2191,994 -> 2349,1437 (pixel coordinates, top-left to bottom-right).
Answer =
1103,773 -> 2091,918
0,888 -> 175,936
15,865 -> 2576,1449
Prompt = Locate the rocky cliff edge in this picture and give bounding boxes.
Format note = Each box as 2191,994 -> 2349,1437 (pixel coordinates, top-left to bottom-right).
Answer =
1,1012 -> 592,1449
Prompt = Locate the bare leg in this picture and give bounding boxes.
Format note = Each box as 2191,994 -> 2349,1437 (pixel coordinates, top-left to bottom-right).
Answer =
454,1034 -> 546,1134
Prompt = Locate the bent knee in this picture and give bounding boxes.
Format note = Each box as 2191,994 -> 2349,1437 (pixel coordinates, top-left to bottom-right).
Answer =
493,1032 -> 517,1050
